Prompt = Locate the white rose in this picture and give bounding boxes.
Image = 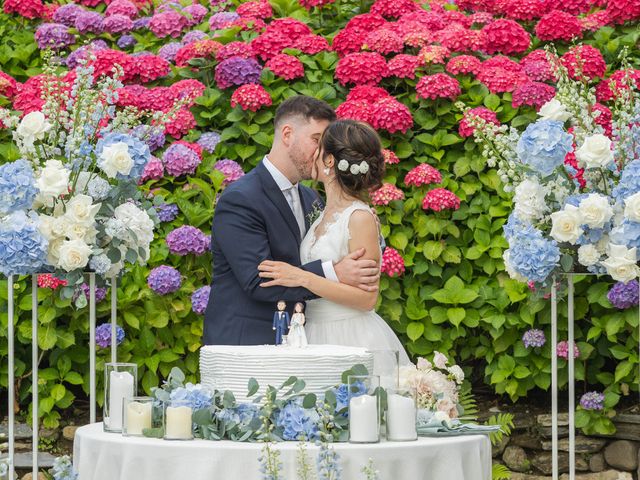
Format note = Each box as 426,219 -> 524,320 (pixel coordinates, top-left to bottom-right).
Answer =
64,194 -> 101,226
601,244 -> 640,283
550,205 -> 583,244
16,111 -> 51,144
36,160 -> 70,200
57,239 -> 92,272
47,238 -> 64,266
433,351 -> 448,369
448,365 -> 465,384
624,192 -> 640,222
513,178 -> 548,221
64,222 -> 98,243
99,142 -> 133,179
538,98 -> 571,122
577,244 -> 600,267
575,134 -> 614,169
578,193 -> 613,229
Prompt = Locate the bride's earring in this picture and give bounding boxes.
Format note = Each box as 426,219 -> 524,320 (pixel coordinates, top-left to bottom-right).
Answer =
323,166 -> 330,176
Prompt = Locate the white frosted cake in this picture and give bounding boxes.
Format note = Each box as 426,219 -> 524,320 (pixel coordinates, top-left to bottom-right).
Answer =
200,345 -> 374,402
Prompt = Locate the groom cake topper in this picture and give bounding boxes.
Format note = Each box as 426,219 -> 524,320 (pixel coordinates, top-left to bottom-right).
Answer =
272,300 -> 290,345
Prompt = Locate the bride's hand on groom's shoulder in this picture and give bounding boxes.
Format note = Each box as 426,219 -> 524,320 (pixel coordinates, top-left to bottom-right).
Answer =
258,260 -> 309,288
334,248 -> 380,293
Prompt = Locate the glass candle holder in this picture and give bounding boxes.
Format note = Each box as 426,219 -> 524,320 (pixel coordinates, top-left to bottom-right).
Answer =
367,349 -> 399,389
163,399 -> 193,440
104,363 -> 137,433
348,375 -> 380,444
123,396 -> 154,437
385,388 -> 417,441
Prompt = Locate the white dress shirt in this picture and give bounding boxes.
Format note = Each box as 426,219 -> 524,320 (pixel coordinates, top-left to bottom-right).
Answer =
263,156 -> 338,282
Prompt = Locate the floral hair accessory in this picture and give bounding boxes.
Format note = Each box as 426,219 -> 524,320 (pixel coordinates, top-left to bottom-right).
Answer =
349,160 -> 369,175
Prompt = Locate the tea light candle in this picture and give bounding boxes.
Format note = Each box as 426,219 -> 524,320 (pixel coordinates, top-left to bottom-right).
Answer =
125,401 -> 152,436
386,393 -> 417,441
107,371 -> 134,430
165,405 -> 193,440
349,395 -> 379,442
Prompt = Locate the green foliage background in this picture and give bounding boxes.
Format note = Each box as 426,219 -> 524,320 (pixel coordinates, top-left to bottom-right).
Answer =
0,0 -> 639,434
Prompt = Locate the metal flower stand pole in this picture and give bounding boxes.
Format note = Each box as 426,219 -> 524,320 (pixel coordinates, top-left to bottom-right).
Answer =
6,273 -> 119,480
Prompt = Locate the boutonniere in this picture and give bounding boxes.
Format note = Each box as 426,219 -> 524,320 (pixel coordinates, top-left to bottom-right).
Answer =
306,200 -> 324,225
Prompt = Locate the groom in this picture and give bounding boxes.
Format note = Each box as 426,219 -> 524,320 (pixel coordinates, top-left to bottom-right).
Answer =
203,95 -> 380,345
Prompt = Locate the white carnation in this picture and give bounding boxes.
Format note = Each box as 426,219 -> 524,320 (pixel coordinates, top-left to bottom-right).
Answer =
577,244 -> 600,267
433,351 -> 448,369
578,194 -> 613,229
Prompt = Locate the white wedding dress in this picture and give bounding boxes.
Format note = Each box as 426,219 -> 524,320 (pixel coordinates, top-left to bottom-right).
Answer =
300,201 -> 411,366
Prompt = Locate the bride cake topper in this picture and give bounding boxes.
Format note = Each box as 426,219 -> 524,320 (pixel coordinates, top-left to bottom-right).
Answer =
287,302 -> 308,348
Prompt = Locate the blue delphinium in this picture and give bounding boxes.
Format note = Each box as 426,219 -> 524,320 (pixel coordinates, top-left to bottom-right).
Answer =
0,211 -> 48,276
507,224 -> 560,283
170,383 -> 213,410
0,159 -> 38,215
609,220 -> 640,250
275,399 -> 320,441
612,160 -> 640,203
316,442 -> 342,480
516,120 -> 574,177
95,132 -> 151,180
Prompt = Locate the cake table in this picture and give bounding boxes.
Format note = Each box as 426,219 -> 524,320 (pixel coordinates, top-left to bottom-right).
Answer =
74,422 -> 492,480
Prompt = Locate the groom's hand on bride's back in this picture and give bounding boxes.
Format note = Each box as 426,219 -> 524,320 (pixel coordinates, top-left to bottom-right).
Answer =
333,248 -> 380,292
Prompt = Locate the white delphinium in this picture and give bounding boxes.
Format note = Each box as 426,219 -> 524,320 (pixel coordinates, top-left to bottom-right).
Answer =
513,177 -> 548,222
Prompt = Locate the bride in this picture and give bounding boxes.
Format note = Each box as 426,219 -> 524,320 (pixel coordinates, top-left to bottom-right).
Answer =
258,119 -> 410,365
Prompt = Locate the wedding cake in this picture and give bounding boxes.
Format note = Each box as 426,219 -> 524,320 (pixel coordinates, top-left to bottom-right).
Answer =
200,345 -> 374,401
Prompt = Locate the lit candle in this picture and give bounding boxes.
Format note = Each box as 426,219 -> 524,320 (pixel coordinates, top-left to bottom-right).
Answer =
386,394 -> 417,441
125,401 -> 152,436
107,371 -> 134,431
165,406 -> 193,440
349,395 -> 379,443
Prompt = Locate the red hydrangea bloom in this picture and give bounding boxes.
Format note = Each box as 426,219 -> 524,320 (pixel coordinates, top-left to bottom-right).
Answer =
483,55 -> 524,73
416,73 -> 461,101
535,10 -> 582,42
266,18 -> 312,39
236,0 -> 273,19
502,0 -> 551,20
332,28 -> 368,57
216,41 -> 255,62
446,55 -> 482,76
345,13 -> 388,32
521,50 -> 554,82
595,69 -> 640,102
422,188 -> 460,212
383,149 -> 400,165
370,0 -> 418,18
560,45 -> 606,81
294,35 -> 329,54
459,106 -> 500,138
469,12 -> 494,24
477,66 -> 528,93
165,108 -> 196,139
142,87 -> 176,111
347,85 -> 391,103
369,97 -> 413,133
105,0 -> 137,18
381,247 -> 405,277
433,26 -> 485,53
419,45 -> 450,65
265,54 -> 305,80
230,84 -> 272,111
555,0 -> 592,14
564,151 -> 586,188
251,31 -> 295,61
336,100 -> 373,123
581,11 -> 611,31
400,10 -> 444,30
482,19 -> 530,55
512,81 -> 556,109
170,79 -> 206,106
37,274 -> 68,289
364,28 -> 404,55
299,0 -> 336,9
441,9 -> 472,27
371,183 -> 404,205
592,103 -> 612,136
176,40 -> 222,67
606,0 -> 640,25
405,164 -> 442,186
3,0 -> 43,19
13,75 -> 54,114
150,11 -> 188,38
228,17 -> 267,32
134,54 -> 170,83
139,156 -> 164,183
0,72 -> 18,99
91,49 -> 136,81
388,54 -> 421,79
115,85 -> 147,109
335,52 -> 389,86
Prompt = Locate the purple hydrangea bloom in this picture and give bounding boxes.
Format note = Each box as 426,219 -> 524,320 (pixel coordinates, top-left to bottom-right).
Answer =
214,57 -> 262,89
209,11 -> 239,30
158,42 -> 182,63
117,34 -> 137,49
214,159 -> 244,186
103,14 -> 133,34
157,2 -> 183,13
607,280 -> 639,309
147,265 -> 181,295
73,283 -> 108,304
75,11 -> 104,34
95,323 -> 125,348
35,23 -> 76,50
191,286 -> 211,314
182,4 -> 208,26
53,4 -> 84,27
166,225 -> 210,255
579,391 -> 605,411
182,30 -> 208,45
133,16 -> 151,30
156,203 -> 180,222
522,328 -> 546,348
163,143 -> 201,177
66,47 -> 90,69
91,39 -> 109,50
197,131 -> 221,153
133,125 -> 166,152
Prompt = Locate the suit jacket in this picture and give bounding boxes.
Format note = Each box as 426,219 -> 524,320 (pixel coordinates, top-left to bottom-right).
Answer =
203,161 -> 324,345
273,311 -> 290,330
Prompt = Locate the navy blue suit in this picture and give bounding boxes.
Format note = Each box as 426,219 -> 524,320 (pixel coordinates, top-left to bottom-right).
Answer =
203,161 -> 325,345
272,310 -> 290,345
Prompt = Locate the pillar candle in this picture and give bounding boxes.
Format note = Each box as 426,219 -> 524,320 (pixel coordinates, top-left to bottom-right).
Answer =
386,394 -> 417,441
107,371 -> 134,430
125,401 -> 152,435
349,395 -> 379,442
165,406 -> 193,439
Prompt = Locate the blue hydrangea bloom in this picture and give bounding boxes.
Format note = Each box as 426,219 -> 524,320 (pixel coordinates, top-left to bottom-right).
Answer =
330,381 -> 366,417
507,225 -> 560,283
0,159 -> 38,215
275,398 -> 320,441
0,211 -> 48,276
216,403 -> 260,427
170,383 -> 213,410
563,193 -> 589,208
577,227 -> 606,246
51,455 -> 78,480
95,323 -> 125,348
609,220 -> 640,250
503,213 -> 529,242
95,132 -> 151,180
516,120 -> 574,176
613,160 -> 640,203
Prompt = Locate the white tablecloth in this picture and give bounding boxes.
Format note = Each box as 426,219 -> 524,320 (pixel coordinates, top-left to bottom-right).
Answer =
74,422 -> 492,480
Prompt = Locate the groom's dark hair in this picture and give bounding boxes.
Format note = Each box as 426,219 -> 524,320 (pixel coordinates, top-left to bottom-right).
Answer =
274,95 -> 336,128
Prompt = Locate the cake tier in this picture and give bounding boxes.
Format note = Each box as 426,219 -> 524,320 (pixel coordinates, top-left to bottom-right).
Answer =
200,344 -> 374,402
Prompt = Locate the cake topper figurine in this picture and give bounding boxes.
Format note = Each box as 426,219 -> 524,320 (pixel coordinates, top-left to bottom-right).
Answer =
272,300 -> 290,345
288,302 -> 308,348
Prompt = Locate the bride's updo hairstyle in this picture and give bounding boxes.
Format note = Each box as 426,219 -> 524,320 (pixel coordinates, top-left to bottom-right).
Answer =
320,119 -> 385,200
